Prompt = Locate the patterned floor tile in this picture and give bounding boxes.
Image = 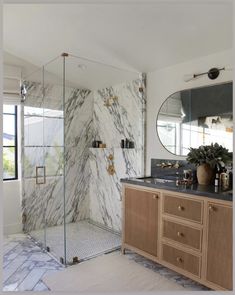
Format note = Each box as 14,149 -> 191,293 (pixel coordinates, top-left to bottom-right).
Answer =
3,234 -> 63,291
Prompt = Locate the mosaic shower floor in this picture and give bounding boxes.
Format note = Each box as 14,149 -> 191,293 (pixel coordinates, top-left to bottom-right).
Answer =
3,234 -> 210,291
30,220 -> 121,264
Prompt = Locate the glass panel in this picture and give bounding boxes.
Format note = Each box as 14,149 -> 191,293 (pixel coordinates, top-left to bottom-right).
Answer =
24,106 -> 44,116
3,105 -> 15,114
22,68 -> 47,249
63,54 -> 140,264
45,146 -> 63,176
3,147 -> 16,179
22,53 -> 141,267
3,114 -> 15,146
23,147 -> 44,178
43,56 -> 65,264
44,117 -> 63,147
24,116 -> 43,146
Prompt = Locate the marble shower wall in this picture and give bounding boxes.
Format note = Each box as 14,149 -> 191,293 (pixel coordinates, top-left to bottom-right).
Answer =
93,79 -> 144,149
89,79 -> 145,232
89,148 -> 142,232
22,81 -> 92,231
64,89 -> 93,223
22,78 -> 145,234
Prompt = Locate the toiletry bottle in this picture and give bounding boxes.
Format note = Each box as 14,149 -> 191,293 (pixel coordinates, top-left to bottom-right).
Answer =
121,139 -> 125,148
175,171 -> 179,186
214,173 -> 219,187
220,168 -> 229,188
229,171 -> 233,188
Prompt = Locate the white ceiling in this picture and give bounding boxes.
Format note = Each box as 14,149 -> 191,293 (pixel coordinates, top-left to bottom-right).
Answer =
3,3 -> 232,89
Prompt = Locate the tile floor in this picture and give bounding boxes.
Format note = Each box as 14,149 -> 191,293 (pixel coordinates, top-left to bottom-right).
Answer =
3,234 -> 63,291
30,220 -> 121,264
125,250 -> 210,291
3,234 -> 209,291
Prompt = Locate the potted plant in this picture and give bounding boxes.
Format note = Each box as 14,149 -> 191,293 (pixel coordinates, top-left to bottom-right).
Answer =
186,143 -> 232,185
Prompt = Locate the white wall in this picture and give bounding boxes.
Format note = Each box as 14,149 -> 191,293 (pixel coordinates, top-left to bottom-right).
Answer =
3,180 -> 22,235
3,105 -> 22,235
146,49 -> 233,174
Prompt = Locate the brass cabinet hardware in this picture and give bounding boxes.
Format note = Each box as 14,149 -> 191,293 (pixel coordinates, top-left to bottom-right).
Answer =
178,205 -> 184,211
177,231 -> 184,237
209,205 -> 215,212
152,194 -> 158,199
176,257 -> 183,263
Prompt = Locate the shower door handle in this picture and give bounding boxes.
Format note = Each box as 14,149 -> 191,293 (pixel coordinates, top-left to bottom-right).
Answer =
36,166 -> 46,185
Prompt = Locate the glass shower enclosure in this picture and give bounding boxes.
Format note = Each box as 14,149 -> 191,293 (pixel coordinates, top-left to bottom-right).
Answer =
21,53 -> 144,266
22,55 -> 66,263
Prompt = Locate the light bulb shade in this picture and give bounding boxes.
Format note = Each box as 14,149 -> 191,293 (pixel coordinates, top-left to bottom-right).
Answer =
207,68 -> 220,80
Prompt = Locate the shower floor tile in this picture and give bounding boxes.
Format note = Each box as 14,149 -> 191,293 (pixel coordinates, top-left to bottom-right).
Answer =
30,220 -> 121,264
3,234 -> 63,291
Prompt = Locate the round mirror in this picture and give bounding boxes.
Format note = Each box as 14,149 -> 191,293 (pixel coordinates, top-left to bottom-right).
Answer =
156,82 -> 233,156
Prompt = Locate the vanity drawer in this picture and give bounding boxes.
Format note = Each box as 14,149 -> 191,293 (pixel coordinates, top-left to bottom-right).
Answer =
162,220 -> 202,251
163,194 -> 203,223
162,244 -> 200,277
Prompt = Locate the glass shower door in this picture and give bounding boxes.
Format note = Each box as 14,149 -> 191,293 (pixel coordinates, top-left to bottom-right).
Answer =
22,68 -> 47,250
42,57 -> 66,264
22,58 -> 66,264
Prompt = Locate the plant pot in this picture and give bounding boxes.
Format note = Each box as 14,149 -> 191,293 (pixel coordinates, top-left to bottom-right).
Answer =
197,163 -> 214,185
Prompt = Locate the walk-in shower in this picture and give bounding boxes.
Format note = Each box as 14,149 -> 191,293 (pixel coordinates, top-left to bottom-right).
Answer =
21,53 -> 146,265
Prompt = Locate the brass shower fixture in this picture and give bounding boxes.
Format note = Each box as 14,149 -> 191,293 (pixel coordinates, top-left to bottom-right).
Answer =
107,153 -> 115,175
104,95 -> 118,107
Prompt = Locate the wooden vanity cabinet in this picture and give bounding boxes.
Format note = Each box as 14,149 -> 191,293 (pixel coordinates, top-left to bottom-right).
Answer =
205,202 -> 233,290
123,187 -> 159,257
122,184 -> 233,291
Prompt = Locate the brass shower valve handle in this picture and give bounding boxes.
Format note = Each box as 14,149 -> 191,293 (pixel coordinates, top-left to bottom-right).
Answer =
108,154 -> 114,161
107,164 -> 115,176
107,153 -> 115,175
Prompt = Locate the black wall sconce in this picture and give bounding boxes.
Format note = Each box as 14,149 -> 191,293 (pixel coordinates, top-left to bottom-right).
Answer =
184,67 -> 225,82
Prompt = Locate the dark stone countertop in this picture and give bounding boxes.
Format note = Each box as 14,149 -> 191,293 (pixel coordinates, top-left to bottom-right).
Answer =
121,177 -> 233,202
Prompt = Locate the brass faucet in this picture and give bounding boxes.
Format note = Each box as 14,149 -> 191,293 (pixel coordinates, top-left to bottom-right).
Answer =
157,161 -> 180,169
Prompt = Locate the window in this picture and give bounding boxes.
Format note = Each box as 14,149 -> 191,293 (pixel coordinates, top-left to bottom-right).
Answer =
3,105 -> 18,180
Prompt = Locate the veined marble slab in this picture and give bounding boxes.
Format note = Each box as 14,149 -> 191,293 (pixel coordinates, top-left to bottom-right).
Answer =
22,78 -> 145,235
22,82 -> 92,231
89,148 -> 142,232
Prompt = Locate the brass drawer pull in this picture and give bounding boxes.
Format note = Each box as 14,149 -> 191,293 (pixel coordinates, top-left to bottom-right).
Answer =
153,194 -> 158,199
176,257 -> 183,263
177,231 -> 184,237
209,205 -> 215,211
178,205 -> 184,211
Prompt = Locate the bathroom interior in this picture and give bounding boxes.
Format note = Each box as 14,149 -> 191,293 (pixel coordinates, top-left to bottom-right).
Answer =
2,2 -> 233,292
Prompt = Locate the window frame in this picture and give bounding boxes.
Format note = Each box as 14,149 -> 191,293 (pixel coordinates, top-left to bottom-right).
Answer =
3,105 -> 18,181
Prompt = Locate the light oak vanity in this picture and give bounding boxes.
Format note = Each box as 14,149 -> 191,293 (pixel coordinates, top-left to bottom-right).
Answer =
121,183 -> 232,291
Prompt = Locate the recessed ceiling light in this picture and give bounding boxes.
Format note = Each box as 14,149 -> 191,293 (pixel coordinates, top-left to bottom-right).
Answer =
77,64 -> 87,70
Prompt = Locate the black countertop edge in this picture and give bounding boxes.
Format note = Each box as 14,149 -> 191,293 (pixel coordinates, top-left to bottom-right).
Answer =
121,178 -> 233,202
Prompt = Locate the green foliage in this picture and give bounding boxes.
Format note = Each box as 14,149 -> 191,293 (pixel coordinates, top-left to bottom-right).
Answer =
186,143 -> 232,168
3,147 -> 15,177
